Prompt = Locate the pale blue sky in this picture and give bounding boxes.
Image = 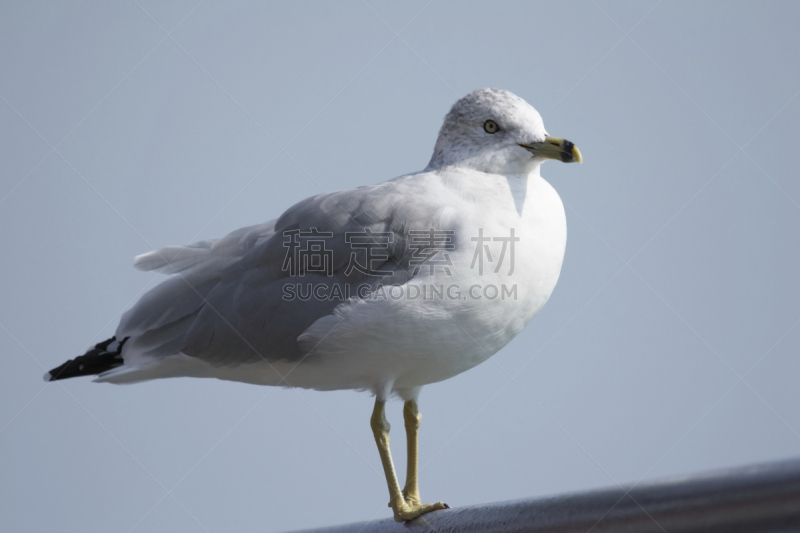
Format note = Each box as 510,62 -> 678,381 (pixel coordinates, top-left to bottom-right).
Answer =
2,1 -> 799,532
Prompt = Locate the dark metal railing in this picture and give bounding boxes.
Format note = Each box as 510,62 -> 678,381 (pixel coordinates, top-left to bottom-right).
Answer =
292,458 -> 800,532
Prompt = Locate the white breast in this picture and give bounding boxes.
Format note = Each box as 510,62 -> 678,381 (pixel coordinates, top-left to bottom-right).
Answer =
286,169 -> 567,393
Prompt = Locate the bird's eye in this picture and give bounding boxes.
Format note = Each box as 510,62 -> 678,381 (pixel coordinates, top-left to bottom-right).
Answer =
483,120 -> 499,134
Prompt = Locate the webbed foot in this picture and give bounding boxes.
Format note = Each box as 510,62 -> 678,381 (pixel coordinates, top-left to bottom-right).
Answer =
389,498 -> 449,522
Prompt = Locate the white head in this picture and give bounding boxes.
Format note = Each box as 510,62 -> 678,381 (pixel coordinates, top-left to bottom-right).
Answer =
426,88 -> 581,175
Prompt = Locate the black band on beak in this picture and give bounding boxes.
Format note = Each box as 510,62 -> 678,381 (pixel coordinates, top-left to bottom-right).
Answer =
561,140 -> 576,163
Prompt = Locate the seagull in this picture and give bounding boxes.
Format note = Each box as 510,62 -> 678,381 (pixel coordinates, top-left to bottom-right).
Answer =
45,88 -> 582,522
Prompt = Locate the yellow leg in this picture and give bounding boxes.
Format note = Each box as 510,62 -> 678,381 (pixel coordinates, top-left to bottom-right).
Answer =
402,400 -> 422,505
370,398 -> 449,522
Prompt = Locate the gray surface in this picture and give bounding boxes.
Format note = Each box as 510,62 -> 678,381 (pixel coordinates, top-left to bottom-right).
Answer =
1,1 -> 799,532
297,459 -> 800,532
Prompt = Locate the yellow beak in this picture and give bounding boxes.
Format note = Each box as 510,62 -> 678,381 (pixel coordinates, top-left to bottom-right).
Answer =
519,136 -> 583,163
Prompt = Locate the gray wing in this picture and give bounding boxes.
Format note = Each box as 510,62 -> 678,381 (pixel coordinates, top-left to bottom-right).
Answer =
117,178 -> 449,367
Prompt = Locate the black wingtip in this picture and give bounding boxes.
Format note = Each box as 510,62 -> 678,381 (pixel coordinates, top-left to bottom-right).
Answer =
46,336 -> 128,381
